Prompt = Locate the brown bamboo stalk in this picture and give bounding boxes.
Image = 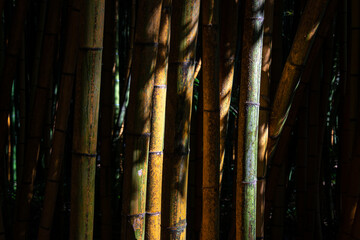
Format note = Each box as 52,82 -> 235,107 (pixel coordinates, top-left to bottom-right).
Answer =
0,0 -> 29,171
265,0 -> 339,223
14,1 -> 63,238
69,0 -> 105,238
145,1 -> 171,239
120,0 -> 163,238
37,1 -> 82,238
99,0 -> 116,238
161,0 -> 199,239
268,0 -> 329,157
219,0 -> 239,191
257,0 -> 274,238
202,0 -> 220,238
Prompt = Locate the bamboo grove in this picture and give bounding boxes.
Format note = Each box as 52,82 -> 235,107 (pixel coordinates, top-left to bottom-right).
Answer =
0,0 -> 358,239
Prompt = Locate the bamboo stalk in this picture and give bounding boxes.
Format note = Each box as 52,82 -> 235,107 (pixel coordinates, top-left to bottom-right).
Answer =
202,0 -> 220,238
236,0 -> 264,239
120,0 -> 163,238
219,0 -> 239,192
161,0 -> 199,239
99,0 -> 116,238
257,0 -> 274,237
145,0 -> 171,239
69,0 -> 105,238
268,0 -> 329,157
37,1 -> 83,239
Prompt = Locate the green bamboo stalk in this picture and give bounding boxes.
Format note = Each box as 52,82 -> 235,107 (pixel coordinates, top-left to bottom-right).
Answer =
145,1 -> 171,239
120,0 -> 163,239
69,0 -> 105,238
14,0 -> 63,238
37,1 -> 83,238
236,0 -> 264,239
161,0 -> 199,239
202,0 -> 220,239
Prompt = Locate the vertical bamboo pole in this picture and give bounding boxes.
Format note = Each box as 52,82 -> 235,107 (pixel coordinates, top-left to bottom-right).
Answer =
145,0 -> 171,239
120,0 -> 163,238
161,0 -> 200,239
69,0 -> 105,238
257,0 -> 274,238
202,0 -> 220,239
37,1 -> 83,238
236,0 -> 264,239
219,0 -> 239,191
99,0 -> 116,238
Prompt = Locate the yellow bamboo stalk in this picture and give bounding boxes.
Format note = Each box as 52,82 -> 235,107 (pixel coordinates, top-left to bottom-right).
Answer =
161,0 -> 200,239
202,0 -> 220,239
145,1 -> 171,239
120,0 -> 163,238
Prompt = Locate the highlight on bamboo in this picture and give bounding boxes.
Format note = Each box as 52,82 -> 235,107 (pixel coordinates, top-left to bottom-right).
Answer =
0,0 -> 356,239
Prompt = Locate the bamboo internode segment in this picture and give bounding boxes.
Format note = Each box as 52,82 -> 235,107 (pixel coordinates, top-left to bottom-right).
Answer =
69,0 -> 105,239
219,0 -> 239,192
145,1 -> 171,239
161,1 -> 199,239
121,0 -> 163,239
236,0 -> 264,239
268,0 -> 329,157
202,0 -> 220,239
257,0 -> 274,238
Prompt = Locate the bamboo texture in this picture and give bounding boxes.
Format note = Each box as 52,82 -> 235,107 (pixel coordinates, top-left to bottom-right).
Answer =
202,0 -> 220,239
161,0 -> 199,239
144,1 -> 171,239
236,0 -> 264,239
69,0 -> 105,238
120,0 -> 163,238
257,0 -> 274,237
268,0 -> 329,157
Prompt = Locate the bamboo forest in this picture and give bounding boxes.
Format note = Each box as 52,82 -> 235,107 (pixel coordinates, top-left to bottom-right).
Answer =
0,0 -> 358,239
